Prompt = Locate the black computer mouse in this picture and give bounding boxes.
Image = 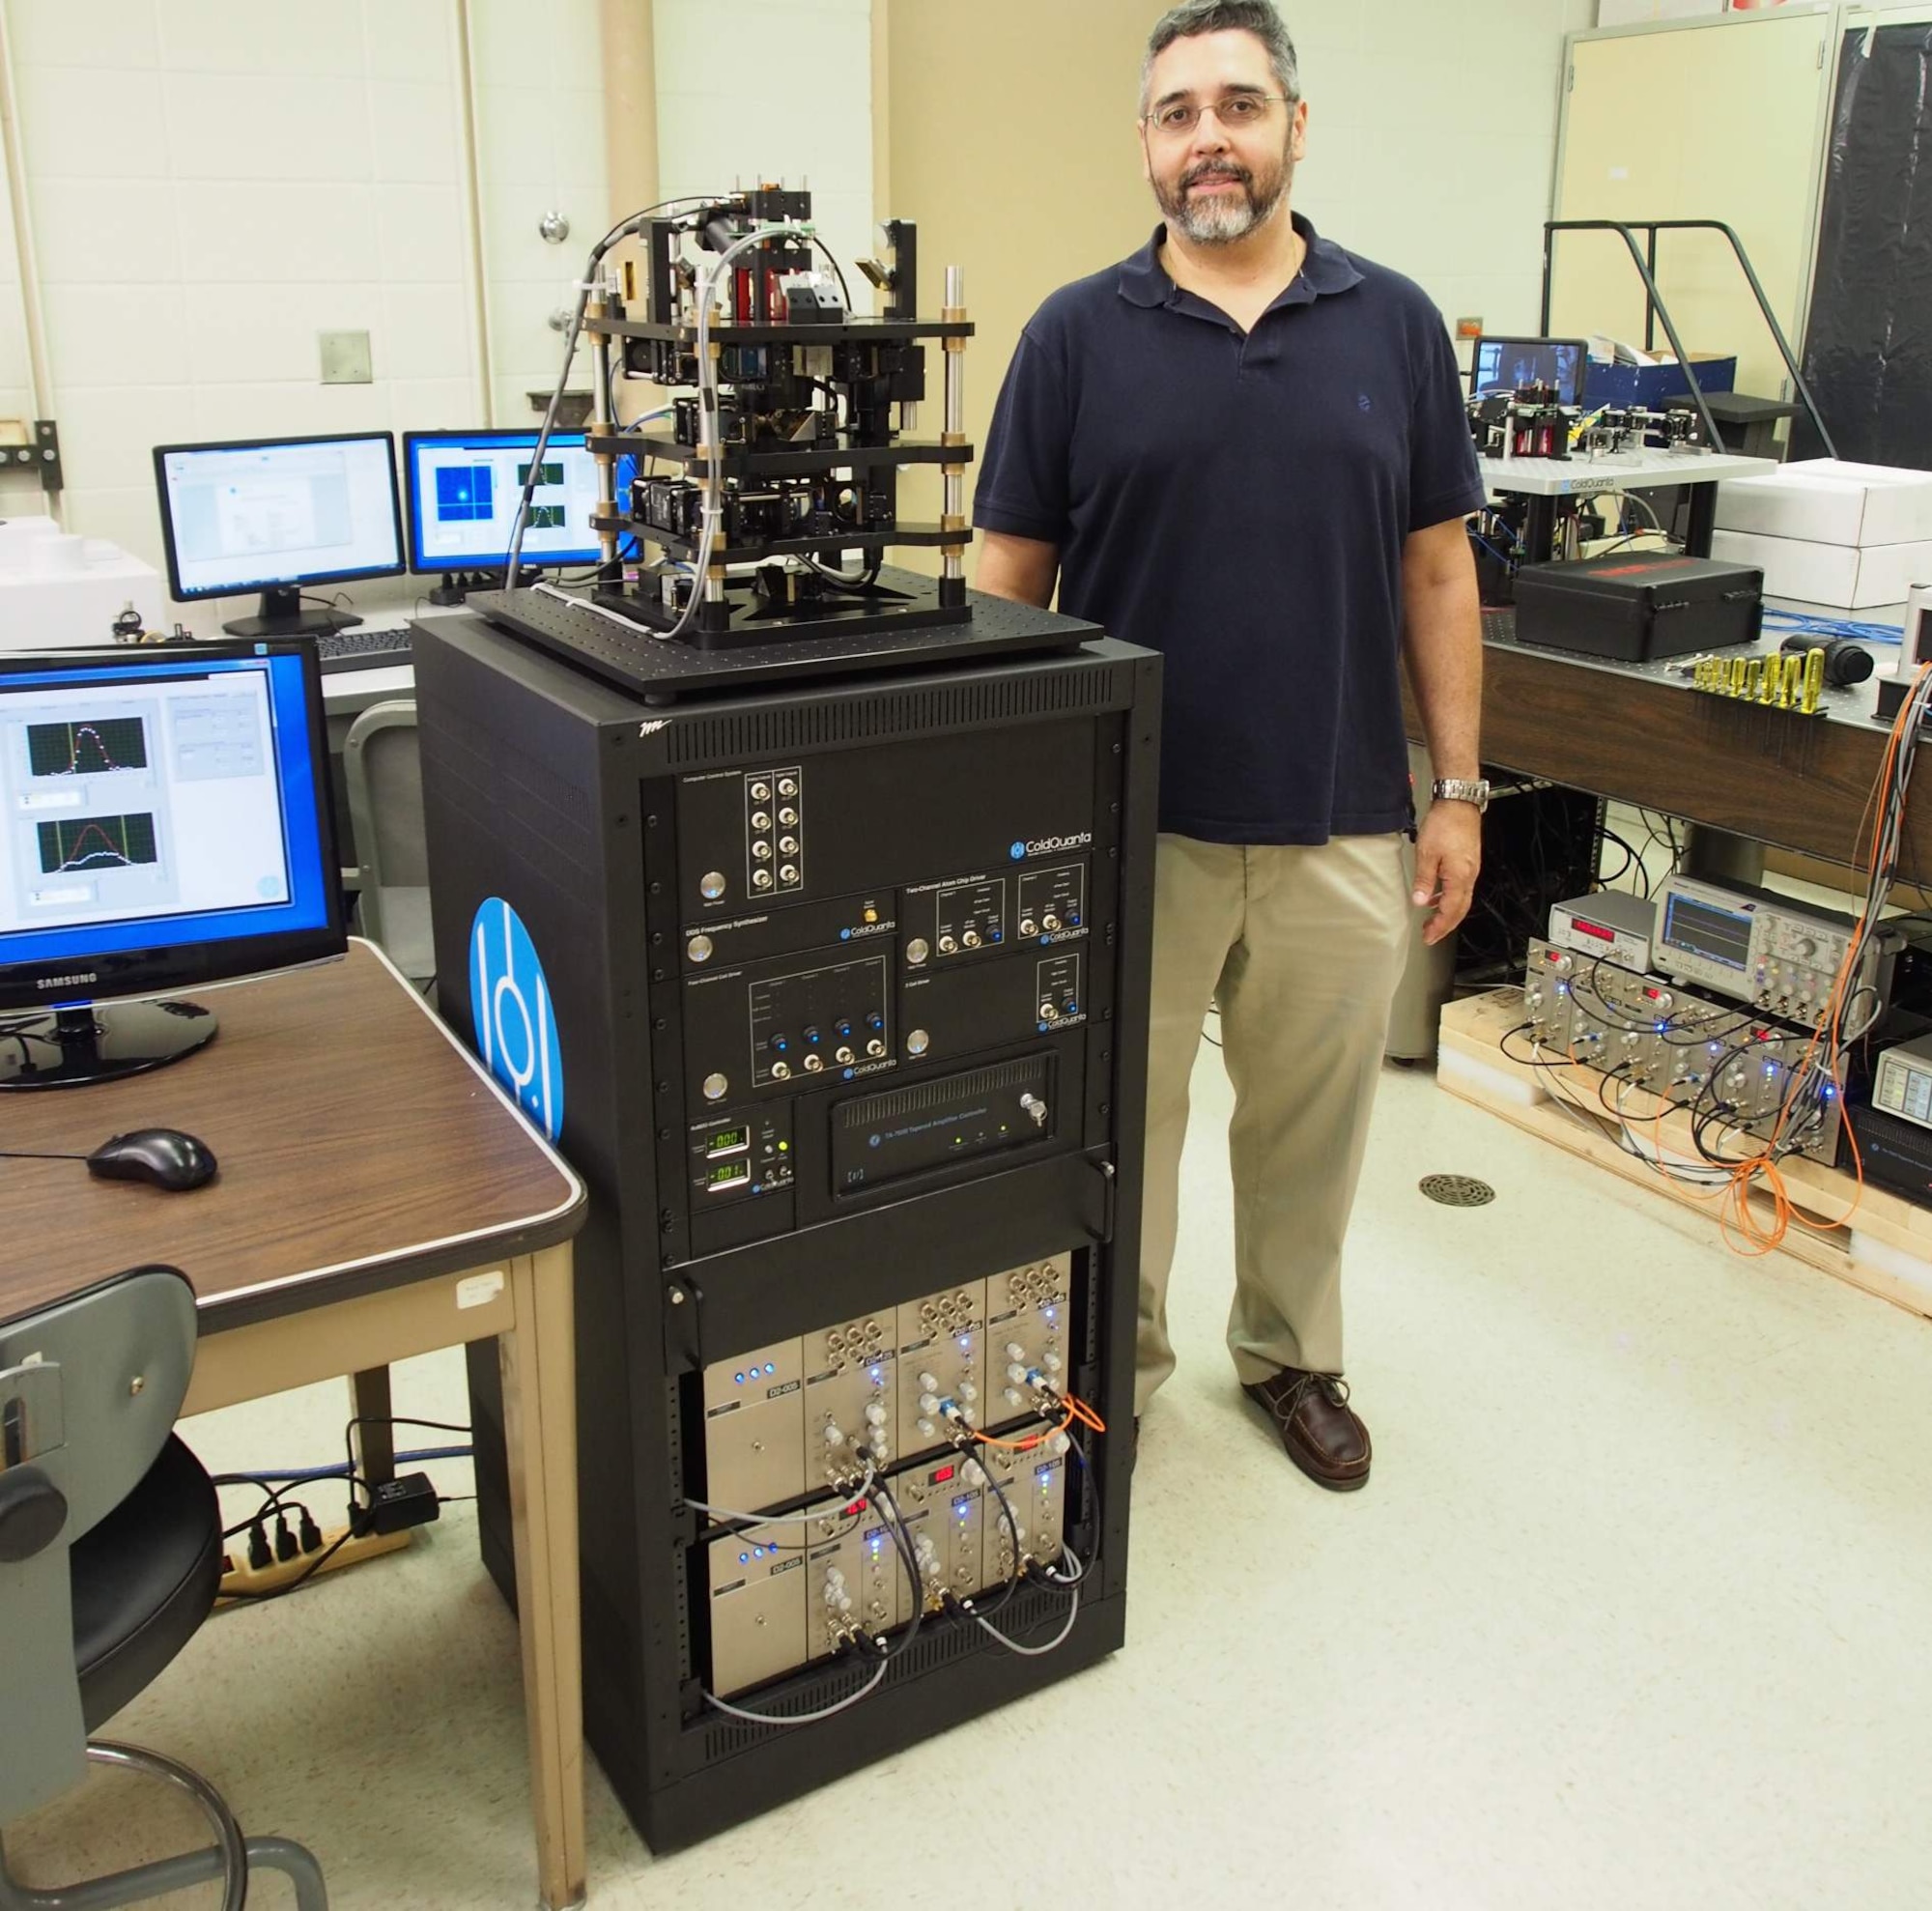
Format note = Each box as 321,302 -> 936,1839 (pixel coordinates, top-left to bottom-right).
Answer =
86,1128 -> 218,1192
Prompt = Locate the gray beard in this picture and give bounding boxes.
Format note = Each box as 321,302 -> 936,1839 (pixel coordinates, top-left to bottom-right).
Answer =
1157,160 -> 1292,246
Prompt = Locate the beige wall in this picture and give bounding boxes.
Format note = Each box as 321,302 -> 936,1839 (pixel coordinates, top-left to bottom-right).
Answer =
883,0 -> 1150,576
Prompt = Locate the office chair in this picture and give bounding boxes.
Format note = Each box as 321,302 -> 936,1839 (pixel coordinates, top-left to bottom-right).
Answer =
342,698 -> 435,991
0,1266 -> 327,1910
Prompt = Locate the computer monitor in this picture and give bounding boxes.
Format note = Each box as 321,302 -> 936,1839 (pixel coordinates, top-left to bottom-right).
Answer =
0,641 -> 345,1088
403,429 -> 603,577
153,433 -> 406,639
1470,335 -> 1589,407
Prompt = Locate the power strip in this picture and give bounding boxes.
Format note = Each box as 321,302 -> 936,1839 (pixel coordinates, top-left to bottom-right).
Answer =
216,1523 -> 412,1601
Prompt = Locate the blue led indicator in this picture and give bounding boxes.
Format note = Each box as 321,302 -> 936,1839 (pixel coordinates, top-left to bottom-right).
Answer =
734,1372 -> 745,1384
764,1362 -> 776,1375
740,1552 -> 750,1563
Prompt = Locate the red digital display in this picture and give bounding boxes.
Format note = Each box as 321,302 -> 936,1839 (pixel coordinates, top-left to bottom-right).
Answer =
1570,918 -> 1615,943
930,1464 -> 956,1485
1643,986 -> 1664,1001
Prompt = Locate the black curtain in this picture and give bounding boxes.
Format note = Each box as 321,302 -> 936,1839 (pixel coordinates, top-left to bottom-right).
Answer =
1794,23 -> 1932,467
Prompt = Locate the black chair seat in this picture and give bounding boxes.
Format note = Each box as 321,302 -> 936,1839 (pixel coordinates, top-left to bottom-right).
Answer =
70,1435 -> 222,1731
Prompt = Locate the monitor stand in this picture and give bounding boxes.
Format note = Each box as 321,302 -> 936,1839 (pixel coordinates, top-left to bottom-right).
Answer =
222,585 -> 360,639
426,568 -> 508,608
0,1001 -> 217,1090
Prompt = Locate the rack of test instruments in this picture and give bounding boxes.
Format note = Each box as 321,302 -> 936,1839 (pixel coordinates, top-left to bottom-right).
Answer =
416,187 -> 1160,1851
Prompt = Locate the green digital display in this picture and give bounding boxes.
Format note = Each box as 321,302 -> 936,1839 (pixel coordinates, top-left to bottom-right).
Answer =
708,1127 -> 749,1155
707,1159 -> 749,1186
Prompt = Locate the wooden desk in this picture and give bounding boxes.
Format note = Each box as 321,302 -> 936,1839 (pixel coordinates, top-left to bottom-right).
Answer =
0,941 -> 589,1909
1406,613 -> 1932,882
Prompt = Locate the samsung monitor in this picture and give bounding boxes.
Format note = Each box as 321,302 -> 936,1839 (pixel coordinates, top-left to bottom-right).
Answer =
1470,335 -> 1589,407
153,433 -> 405,638
0,641 -> 345,1088
403,429 -> 602,577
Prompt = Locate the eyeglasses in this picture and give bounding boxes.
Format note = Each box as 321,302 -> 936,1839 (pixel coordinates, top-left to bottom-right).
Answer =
1142,94 -> 1293,136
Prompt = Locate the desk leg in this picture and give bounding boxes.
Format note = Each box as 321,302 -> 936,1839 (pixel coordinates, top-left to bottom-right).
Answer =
349,1367 -> 395,1485
501,1243 -> 585,1911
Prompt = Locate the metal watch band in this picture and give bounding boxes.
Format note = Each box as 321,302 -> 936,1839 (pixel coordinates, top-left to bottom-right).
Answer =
1431,777 -> 1491,813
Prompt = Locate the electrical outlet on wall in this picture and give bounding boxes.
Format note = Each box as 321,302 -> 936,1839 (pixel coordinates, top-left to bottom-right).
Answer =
319,330 -> 373,385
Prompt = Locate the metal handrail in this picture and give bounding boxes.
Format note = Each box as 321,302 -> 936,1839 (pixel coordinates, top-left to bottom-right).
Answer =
1539,217 -> 1838,459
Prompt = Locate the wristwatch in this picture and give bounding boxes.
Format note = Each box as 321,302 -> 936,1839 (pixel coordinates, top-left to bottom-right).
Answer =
1431,777 -> 1491,813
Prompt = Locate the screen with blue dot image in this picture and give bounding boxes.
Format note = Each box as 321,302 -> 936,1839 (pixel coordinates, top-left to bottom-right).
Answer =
436,463 -> 495,523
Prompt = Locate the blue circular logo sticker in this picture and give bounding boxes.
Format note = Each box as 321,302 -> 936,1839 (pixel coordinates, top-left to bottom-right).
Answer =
1009,841 -> 1026,861
469,897 -> 565,1143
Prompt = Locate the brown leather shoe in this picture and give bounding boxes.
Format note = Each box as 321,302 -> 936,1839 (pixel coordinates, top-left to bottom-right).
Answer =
1242,1369 -> 1372,1492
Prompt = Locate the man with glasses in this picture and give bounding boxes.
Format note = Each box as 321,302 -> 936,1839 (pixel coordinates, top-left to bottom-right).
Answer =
974,0 -> 1487,1493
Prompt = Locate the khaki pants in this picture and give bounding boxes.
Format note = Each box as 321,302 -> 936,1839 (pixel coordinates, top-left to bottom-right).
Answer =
1136,831 -> 1413,1413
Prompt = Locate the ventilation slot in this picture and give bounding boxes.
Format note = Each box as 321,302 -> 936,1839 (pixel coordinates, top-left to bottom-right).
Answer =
839,1058 -> 1044,1127
668,667 -> 1124,767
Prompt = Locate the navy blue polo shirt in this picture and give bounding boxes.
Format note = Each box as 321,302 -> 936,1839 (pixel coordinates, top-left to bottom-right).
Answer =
974,215 -> 1485,844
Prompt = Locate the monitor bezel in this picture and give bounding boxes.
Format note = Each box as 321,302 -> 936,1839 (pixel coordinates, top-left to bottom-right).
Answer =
1468,335 -> 1591,407
401,427 -> 602,575
151,431 -> 407,604
0,640 -> 348,1013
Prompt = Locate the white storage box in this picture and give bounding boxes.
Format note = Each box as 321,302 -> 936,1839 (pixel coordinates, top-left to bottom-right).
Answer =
1711,528 -> 1932,611
0,517 -> 166,648
1714,459 -> 1932,549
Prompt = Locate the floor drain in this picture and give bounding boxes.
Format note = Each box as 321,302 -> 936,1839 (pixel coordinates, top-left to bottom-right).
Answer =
1419,1174 -> 1495,1209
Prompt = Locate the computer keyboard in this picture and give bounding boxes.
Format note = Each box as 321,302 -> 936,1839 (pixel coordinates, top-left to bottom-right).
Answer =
314,625 -> 413,672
